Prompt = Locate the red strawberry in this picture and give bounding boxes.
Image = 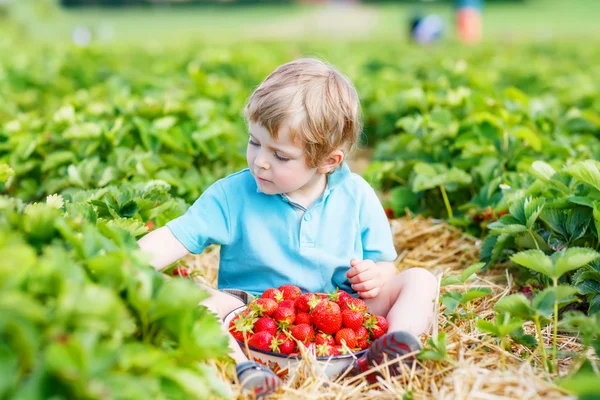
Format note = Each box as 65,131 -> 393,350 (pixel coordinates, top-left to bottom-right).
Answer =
355,326 -> 369,341
271,332 -> 295,355
249,298 -> 278,317
172,267 -> 189,277
384,207 -> 395,219
340,298 -> 367,313
316,343 -> 340,357
335,328 -> 357,348
315,332 -> 335,347
228,314 -> 255,343
357,338 -> 370,350
329,288 -> 353,306
272,306 -> 296,327
262,288 -> 284,302
291,324 -> 315,343
295,293 -> 317,312
315,292 -> 329,300
364,315 -> 388,340
253,317 -> 278,336
295,311 -> 312,325
312,300 -> 342,335
278,284 -> 302,301
145,220 -> 155,231
279,299 -> 296,311
342,308 -> 364,330
248,331 -> 275,352
482,207 -> 494,220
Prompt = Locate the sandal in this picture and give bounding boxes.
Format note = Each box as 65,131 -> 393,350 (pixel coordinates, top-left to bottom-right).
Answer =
236,361 -> 282,398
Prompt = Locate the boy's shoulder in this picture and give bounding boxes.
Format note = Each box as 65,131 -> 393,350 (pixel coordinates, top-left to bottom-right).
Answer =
214,168 -> 255,193
331,165 -> 377,204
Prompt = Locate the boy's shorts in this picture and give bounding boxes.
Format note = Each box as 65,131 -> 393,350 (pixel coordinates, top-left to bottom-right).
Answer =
219,288 -> 253,305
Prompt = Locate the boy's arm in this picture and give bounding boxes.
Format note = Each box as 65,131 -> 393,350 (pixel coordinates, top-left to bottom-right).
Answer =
137,226 -> 190,271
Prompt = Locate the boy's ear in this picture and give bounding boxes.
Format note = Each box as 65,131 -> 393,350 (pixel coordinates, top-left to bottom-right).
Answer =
317,150 -> 344,174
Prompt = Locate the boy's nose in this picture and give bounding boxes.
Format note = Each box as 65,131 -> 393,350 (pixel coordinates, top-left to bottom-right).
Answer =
254,151 -> 270,170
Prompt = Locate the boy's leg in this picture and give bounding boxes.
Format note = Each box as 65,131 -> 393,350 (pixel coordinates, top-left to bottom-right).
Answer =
363,267 -> 438,337
197,284 -> 282,398
352,268 -> 438,380
197,283 -> 249,364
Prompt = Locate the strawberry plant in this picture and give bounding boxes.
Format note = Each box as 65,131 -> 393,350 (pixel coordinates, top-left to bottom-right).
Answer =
0,193 -> 231,399
509,248 -> 600,371
440,262 -> 491,325
418,332 -> 454,365
482,160 -> 600,316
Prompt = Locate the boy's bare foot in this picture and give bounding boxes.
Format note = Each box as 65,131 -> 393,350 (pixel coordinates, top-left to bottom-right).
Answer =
348,330 -> 422,383
236,361 -> 282,398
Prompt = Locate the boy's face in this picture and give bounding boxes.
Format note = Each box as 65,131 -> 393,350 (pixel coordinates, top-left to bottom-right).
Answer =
246,121 -> 323,197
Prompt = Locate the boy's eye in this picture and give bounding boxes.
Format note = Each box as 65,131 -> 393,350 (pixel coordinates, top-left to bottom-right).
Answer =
249,139 -> 259,147
274,153 -> 290,162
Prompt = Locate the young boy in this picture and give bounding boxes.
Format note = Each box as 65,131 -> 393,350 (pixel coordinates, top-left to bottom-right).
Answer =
138,58 -> 438,397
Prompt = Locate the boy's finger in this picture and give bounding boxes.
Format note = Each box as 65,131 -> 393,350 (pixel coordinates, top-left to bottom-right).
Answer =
348,268 -> 375,284
351,278 -> 377,293
358,287 -> 380,299
350,259 -> 360,267
346,263 -> 362,278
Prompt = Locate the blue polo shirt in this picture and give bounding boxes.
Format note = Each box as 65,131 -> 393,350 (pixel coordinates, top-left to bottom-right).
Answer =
166,163 -> 397,297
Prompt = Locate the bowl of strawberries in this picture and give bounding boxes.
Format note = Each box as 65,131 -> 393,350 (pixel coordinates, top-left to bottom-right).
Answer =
223,285 -> 389,379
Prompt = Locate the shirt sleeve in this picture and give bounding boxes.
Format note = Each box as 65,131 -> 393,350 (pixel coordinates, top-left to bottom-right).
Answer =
359,185 -> 397,262
165,182 -> 231,254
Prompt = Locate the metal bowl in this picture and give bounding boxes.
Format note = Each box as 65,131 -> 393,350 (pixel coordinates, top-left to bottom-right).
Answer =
222,305 -> 367,379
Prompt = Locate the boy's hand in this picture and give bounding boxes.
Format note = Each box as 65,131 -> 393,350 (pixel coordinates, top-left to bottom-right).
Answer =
346,259 -> 384,299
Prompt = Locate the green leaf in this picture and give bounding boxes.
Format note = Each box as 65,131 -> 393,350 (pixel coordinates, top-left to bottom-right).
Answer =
555,248 -> 600,279
589,294 -> 600,314
524,198 -> 545,229
460,262 -> 485,283
460,287 -> 492,304
418,332 -> 448,362
558,372 -> 600,397
412,163 -> 471,192
509,197 -> 527,226
510,250 -> 554,278
510,328 -> 538,349
440,275 -> 461,287
512,126 -> 541,152
494,294 -> 534,320
593,201 -> 600,239
0,344 -> 19,396
441,291 -> 462,315
149,279 -> 209,321
530,161 -> 556,182
567,160 -> 600,192
575,280 -> 600,295
566,207 -> 592,242
476,319 -> 499,336
533,286 -> 578,317
389,186 -> 419,215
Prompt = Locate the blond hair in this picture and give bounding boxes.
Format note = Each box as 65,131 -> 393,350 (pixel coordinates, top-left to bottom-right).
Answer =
244,58 -> 362,168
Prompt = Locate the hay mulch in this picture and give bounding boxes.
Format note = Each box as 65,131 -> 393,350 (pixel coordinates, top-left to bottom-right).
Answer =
184,216 -> 580,399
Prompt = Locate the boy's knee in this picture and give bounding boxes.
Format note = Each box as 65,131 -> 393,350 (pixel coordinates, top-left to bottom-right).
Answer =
400,267 -> 438,288
200,290 -> 245,321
